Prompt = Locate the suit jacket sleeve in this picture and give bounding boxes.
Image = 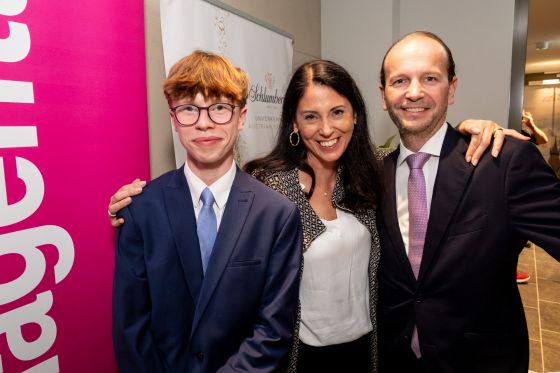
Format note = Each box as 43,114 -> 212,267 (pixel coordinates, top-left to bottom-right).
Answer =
218,204 -> 303,372
112,206 -> 167,373
506,140 -> 560,259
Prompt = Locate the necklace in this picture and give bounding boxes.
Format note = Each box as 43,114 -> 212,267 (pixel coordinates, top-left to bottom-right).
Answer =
317,187 -> 331,197
300,182 -> 330,197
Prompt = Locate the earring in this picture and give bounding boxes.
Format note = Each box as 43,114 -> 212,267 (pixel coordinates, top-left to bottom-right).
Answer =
289,130 -> 300,147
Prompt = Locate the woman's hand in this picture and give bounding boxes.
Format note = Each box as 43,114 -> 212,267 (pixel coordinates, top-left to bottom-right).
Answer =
108,178 -> 146,227
456,119 -> 529,166
522,110 -> 549,145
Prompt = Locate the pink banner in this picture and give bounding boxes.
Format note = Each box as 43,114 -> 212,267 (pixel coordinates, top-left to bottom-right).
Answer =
0,1 -> 149,372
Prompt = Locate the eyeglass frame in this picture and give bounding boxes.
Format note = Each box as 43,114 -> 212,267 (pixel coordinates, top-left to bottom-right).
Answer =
169,102 -> 242,127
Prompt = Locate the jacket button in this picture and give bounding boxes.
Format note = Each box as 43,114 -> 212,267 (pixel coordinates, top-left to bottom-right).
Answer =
195,352 -> 204,360
416,295 -> 423,303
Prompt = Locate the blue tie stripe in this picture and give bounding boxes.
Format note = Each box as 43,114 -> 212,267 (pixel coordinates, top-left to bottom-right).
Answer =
198,187 -> 217,274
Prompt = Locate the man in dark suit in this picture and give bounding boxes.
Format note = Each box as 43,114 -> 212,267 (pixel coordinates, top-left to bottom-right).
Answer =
377,31 -> 560,373
112,50 -> 303,372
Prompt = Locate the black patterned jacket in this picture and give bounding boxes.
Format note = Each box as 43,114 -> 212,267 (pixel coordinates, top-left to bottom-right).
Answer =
255,167 -> 380,373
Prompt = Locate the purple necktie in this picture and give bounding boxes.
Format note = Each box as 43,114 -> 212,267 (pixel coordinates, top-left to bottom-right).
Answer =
406,152 -> 431,358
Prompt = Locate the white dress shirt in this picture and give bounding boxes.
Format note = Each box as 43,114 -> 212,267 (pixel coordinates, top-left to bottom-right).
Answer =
299,208 -> 373,346
184,160 -> 236,230
396,123 -> 448,255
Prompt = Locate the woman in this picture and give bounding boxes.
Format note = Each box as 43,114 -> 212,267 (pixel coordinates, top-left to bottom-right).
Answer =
108,60 -> 515,372
244,60 -> 382,372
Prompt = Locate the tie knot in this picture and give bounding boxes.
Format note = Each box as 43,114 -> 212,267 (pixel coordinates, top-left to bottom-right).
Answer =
200,187 -> 215,207
406,152 -> 431,170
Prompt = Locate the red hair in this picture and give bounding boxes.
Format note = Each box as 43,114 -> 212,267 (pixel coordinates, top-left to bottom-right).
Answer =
164,50 -> 249,106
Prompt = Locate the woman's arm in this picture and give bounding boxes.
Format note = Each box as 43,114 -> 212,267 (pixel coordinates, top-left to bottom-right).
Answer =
456,119 -> 529,166
108,178 -> 146,227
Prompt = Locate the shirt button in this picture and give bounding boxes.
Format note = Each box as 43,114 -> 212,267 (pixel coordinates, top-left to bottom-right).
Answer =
195,352 -> 204,360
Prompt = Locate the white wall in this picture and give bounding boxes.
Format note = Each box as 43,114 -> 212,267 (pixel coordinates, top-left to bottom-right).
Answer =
145,0 -> 174,179
321,0 -> 395,146
322,0 -> 519,147
144,0 -> 321,178
397,0 -> 516,128
218,0 -> 321,69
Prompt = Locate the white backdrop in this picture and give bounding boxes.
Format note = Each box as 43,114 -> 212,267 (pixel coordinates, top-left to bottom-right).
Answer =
160,0 -> 293,166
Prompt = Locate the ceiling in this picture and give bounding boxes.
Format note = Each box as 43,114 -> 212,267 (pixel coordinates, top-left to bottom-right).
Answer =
525,0 -> 560,74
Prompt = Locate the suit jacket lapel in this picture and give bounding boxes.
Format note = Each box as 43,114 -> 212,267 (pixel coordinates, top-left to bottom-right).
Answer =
191,169 -> 254,334
418,125 -> 474,281
382,148 -> 416,278
164,167 -> 204,303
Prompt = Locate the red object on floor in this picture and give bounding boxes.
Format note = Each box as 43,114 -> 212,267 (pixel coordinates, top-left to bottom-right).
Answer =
517,271 -> 530,284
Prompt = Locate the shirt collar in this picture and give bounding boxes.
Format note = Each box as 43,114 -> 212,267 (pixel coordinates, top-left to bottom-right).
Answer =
397,122 -> 449,166
184,160 -> 236,209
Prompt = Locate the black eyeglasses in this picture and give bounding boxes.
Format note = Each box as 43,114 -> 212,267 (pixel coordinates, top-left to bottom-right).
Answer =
170,103 -> 240,126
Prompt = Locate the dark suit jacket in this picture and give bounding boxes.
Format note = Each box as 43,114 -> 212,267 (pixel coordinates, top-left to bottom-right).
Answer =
378,125 -> 560,373
112,166 -> 303,373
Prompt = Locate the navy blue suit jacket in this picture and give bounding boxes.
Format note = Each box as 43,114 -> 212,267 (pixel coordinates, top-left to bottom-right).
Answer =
378,126 -> 560,373
112,167 -> 303,372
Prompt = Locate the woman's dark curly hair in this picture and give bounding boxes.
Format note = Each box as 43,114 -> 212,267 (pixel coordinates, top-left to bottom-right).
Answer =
244,59 -> 383,210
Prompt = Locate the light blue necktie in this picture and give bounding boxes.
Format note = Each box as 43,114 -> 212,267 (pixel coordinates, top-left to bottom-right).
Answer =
406,152 -> 431,359
198,187 -> 217,274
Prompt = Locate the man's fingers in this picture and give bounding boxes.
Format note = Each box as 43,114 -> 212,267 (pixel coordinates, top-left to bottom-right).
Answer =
109,197 -> 133,215
109,180 -> 146,205
470,125 -> 496,165
110,217 -> 125,228
108,179 -> 146,228
503,128 -> 530,141
491,130 -> 506,157
465,133 -> 480,164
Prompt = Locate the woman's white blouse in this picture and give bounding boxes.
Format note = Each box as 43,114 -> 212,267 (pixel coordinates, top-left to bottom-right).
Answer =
298,208 -> 373,346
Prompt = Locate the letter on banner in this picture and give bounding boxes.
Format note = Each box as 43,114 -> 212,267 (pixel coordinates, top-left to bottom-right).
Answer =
22,356 -> 60,373
0,21 -> 30,63
0,0 -> 29,63
0,157 -> 44,227
0,126 -> 38,148
0,0 -> 28,16
0,291 -> 56,361
0,225 -> 75,305
0,81 -> 35,104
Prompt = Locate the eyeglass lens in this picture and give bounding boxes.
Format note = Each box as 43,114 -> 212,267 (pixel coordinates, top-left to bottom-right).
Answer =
174,103 -> 234,125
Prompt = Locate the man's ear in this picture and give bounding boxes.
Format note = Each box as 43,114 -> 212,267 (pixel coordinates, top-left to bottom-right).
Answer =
170,111 -> 179,131
448,77 -> 458,105
237,106 -> 248,130
379,85 -> 388,111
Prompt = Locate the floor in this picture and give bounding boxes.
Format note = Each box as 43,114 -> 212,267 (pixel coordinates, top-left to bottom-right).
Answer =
518,242 -> 560,373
